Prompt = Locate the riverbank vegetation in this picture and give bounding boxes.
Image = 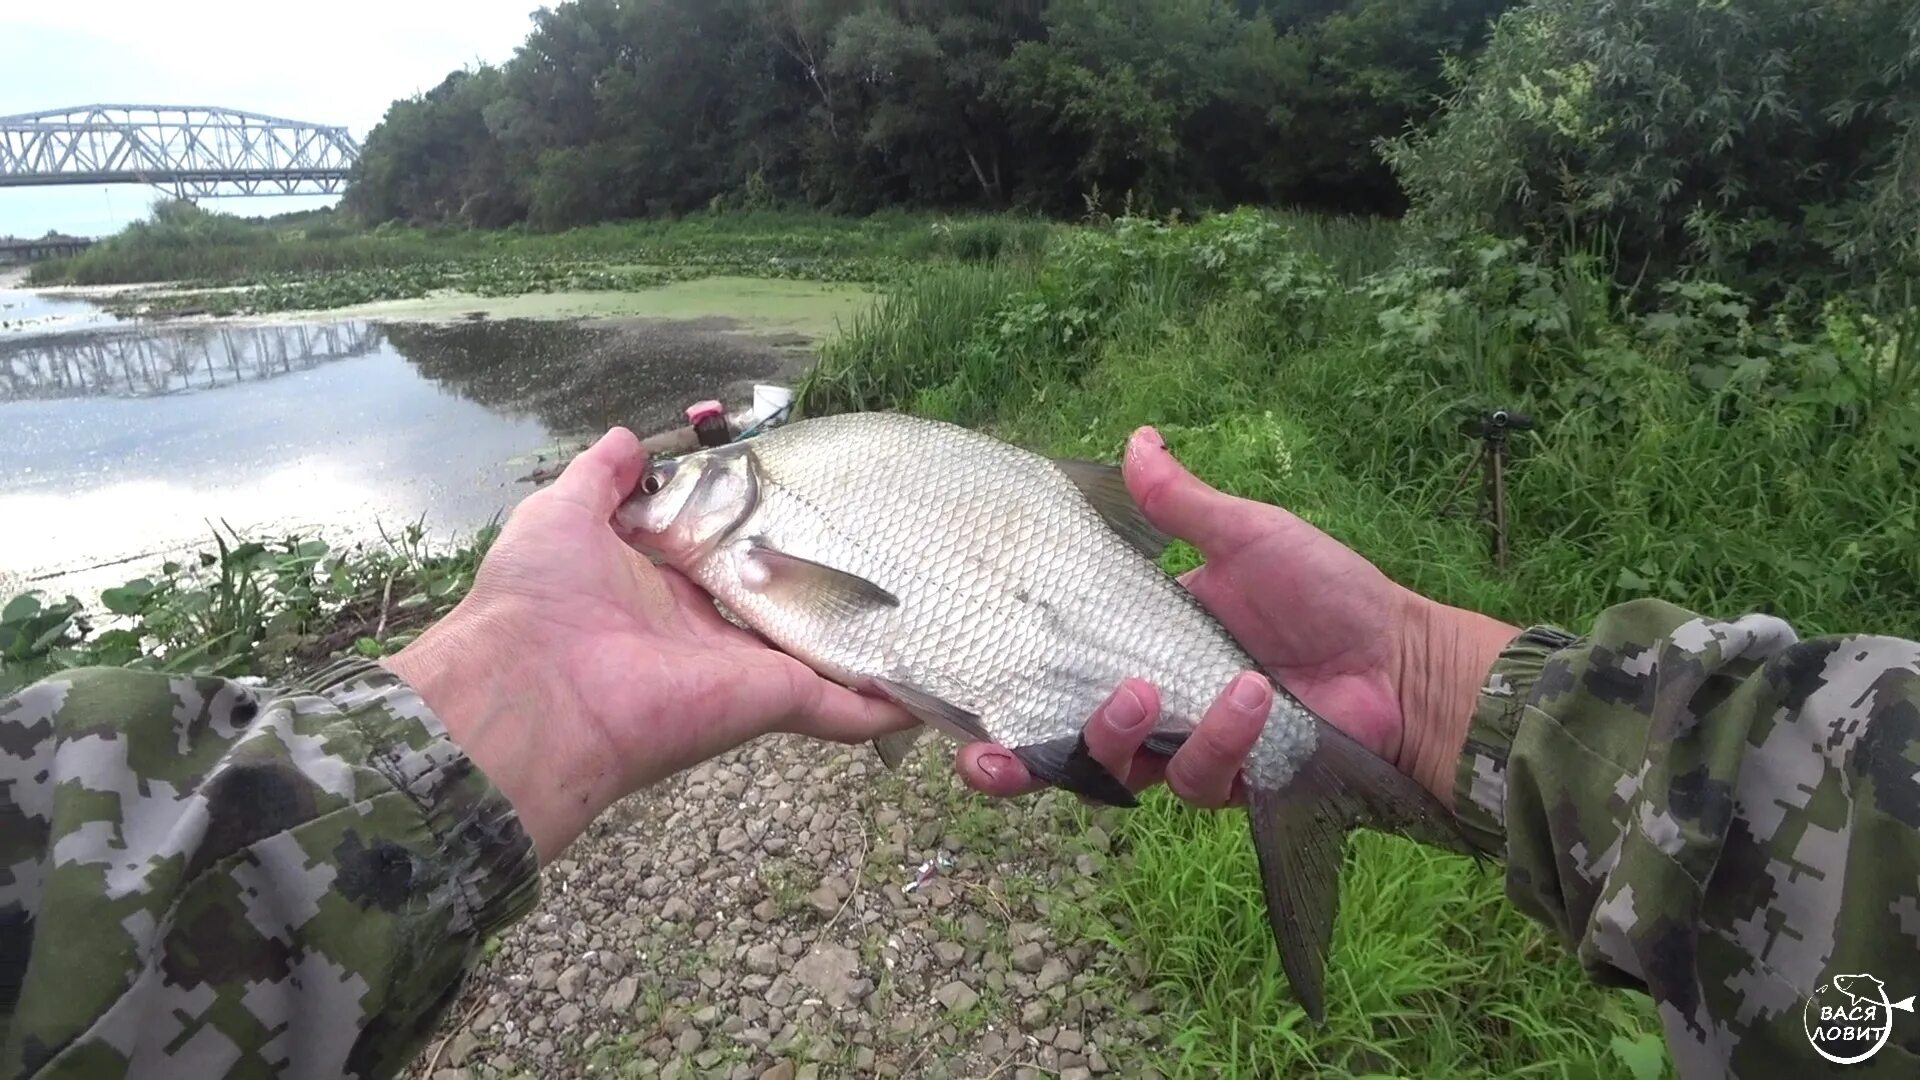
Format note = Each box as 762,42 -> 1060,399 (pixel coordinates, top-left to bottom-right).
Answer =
27,203 -> 1054,315
9,0 -> 1919,1075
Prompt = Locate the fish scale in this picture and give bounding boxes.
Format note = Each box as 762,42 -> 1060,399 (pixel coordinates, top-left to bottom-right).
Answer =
617,410 -> 1469,1026
712,412 -> 1307,767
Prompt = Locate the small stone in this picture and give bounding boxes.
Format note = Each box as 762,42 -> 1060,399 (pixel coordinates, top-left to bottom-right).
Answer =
807,883 -> 844,915
699,969 -> 725,990
692,1005 -> 721,1026
1055,1029 -> 1084,1052
747,942 -> 779,975
1010,943 -> 1045,973
641,875 -> 667,898
933,942 -> 965,966
605,976 -> 638,1013
760,1064 -> 796,1080
754,899 -> 778,921
1088,1046 -> 1110,1073
1035,958 -> 1070,992
556,964 -> 585,1000
1061,1069 -> 1093,1080
791,944 -> 860,1008
960,914 -> 990,942
675,1028 -> 703,1055
446,1032 -> 479,1067
662,896 -> 694,921
1084,826 -> 1110,853
1125,989 -> 1157,1014
555,1003 -> 583,1030
717,826 -> 748,853
1020,1000 -> 1050,1027
695,1049 -> 723,1068
934,980 -> 979,1012
432,1070 -> 467,1080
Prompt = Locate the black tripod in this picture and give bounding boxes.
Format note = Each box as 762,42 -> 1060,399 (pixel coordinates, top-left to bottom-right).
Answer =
1441,408 -> 1535,570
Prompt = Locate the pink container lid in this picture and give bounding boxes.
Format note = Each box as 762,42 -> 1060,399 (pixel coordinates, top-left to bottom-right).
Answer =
685,400 -> 725,424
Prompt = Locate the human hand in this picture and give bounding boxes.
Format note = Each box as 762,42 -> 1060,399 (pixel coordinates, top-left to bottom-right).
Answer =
958,427 -> 1518,810
383,428 -> 912,861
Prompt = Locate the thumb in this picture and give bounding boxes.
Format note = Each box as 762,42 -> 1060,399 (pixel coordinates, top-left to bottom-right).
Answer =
550,426 -> 647,518
1123,426 -> 1273,559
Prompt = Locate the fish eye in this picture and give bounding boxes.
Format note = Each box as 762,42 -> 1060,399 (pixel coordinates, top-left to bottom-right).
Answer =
637,460 -> 676,497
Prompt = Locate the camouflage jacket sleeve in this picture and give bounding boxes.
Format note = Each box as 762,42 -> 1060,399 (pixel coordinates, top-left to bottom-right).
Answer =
1454,598 -> 1920,1078
0,658 -> 540,1079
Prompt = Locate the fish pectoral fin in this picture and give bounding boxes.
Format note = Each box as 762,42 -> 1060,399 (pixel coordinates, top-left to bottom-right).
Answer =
744,540 -> 898,619
1011,734 -> 1138,808
1051,458 -> 1171,561
867,677 -> 995,746
1244,717 -> 1471,1026
872,726 -> 925,770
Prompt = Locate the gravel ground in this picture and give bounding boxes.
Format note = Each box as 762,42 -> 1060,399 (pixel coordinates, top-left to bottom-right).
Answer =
405,733 -> 1172,1080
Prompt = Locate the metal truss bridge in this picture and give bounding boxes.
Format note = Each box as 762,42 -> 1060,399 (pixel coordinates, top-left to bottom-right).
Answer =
0,105 -> 360,198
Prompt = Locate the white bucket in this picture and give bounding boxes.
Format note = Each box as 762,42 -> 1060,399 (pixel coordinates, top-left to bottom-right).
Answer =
752,384 -> 795,423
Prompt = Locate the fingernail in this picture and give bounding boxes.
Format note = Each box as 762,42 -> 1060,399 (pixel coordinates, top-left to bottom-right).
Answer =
1138,425 -> 1166,450
1107,686 -> 1149,732
1229,673 -> 1269,710
979,752 -> 1014,782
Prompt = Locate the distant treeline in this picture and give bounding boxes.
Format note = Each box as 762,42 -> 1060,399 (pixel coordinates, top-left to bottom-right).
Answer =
304,1 -> 1920,304
344,0 -> 1522,228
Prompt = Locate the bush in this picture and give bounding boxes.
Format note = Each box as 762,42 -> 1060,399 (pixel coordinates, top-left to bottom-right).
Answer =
1383,0 -> 1920,306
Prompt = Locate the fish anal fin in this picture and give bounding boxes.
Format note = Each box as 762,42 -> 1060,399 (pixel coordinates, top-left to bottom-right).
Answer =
1052,458 -> 1170,561
1245,717 -> 1471,1026
872,726 -> 925,770
744,540 -> 897,620
867,677 -> 993,746
1011,734 -> 1138,808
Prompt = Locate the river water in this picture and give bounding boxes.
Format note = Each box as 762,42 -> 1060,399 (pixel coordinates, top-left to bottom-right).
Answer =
0,275 -> 816,603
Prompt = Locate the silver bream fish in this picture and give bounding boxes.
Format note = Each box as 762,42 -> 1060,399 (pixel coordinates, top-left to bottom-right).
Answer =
616,411 -> 1462,1022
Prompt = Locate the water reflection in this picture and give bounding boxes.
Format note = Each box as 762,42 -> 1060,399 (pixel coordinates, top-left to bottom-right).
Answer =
1,321 -> 386,401
0,306 -> 802,601
382,317 -> 792,437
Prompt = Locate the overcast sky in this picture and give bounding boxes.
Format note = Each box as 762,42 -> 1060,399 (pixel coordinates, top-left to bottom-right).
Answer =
1,1 -> 543,237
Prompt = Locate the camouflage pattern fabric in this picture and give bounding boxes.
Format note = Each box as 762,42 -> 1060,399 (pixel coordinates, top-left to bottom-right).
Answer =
0,658 -> 539,1079
2,600 -> 1916,1078
1457,599 -> 1920,1078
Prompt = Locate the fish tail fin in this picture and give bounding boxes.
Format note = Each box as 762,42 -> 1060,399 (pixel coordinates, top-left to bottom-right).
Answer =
1245,717 -> 1469,1025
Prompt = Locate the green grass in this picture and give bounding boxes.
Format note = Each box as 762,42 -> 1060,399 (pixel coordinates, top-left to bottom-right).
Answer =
798,208 -> 1920,1076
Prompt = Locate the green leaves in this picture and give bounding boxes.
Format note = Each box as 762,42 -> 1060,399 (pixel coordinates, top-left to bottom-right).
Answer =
0,522 -> 490,689
1385,0 -> 1918,302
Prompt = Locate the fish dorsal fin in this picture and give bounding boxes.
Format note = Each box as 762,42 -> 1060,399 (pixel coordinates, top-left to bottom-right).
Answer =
1052,458 -> 1170,561
743,540 -> 898,619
